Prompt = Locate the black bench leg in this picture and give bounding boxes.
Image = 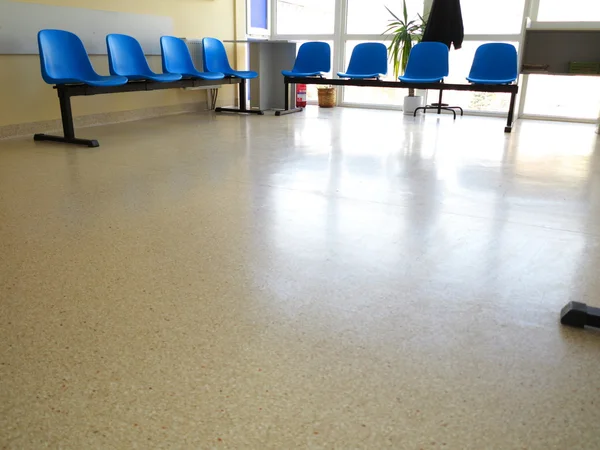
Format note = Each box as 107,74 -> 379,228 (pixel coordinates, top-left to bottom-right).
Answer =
561,302 -> 600,329
216,80 -> 264,115
505,92 -> 517,133
34,87 -> 99,147
276,80 -> 303,116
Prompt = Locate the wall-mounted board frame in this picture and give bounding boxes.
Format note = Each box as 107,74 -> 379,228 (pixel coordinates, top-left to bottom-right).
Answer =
0,0 -> 173,55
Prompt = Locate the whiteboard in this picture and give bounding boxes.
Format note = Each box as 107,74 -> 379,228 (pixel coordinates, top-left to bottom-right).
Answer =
0,0 -> 173,55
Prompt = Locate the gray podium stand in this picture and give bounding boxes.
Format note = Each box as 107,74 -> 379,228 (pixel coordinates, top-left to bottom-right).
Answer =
225,40 -> 297,111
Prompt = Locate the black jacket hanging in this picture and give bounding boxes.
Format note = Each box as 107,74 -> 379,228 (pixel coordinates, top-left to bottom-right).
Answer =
422,0 -> 464,50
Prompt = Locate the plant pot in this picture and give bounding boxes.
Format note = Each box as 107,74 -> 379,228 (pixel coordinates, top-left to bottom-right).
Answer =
403,95 -> 423,115
318,87 -> 336,108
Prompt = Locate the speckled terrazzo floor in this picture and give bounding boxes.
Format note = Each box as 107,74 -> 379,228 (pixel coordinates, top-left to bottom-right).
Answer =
1,108 -> 600,449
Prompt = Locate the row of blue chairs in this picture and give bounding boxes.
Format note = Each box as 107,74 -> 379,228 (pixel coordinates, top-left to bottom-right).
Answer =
39,30 -> 517,90
285,41 -> 518,85
38,29 -> 256,87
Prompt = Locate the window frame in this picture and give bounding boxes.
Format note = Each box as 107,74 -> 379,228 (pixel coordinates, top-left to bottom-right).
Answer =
247,0 -> 271,39
518,0 -> 600,122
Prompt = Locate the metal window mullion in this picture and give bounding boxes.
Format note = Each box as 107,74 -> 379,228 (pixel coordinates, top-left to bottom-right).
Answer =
528,0 -> 541,21
337,0 -> 350,103
270,0 -> 278,37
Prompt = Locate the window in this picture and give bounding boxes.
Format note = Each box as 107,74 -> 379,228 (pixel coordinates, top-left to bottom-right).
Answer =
523,75 -> 600,119
459,0 -> 525,34
276,0 -> 336,35
342,41 -> 409,106
537,0 -> 600,22
247,0 -> 270,37
346,0 -> 424,35
525,2 -> 600,119
344,1 -> 423,107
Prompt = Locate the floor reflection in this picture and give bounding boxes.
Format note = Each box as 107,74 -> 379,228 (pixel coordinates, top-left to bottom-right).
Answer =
255,109 -> 599,321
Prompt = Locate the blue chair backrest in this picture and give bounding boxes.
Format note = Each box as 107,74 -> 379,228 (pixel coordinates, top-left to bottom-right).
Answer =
403,42 -> 449,78
469,43 -> 518,82
107,34 -> 153,76
346,43 -> 388,75
202,38 -> 233,73
292,42 -> 331,74
160,36 -> 197,74
38,29 -> 98,84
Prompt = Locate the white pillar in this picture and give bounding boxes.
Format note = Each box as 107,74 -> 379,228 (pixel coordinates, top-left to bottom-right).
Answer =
424,0 -> 433,16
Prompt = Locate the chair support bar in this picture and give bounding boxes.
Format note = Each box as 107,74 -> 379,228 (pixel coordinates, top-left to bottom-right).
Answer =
275,80 -> 305,116
279,76 -> 519,132
34,78 -> 242,148
215,79 -> 264,115
34,133 -> 99,148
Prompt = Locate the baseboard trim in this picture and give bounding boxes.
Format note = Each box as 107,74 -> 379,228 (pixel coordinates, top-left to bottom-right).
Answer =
0,102 -> 208,141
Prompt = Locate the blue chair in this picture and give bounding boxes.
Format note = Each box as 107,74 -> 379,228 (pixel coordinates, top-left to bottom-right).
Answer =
160,36 -> 224,80
202,37 -> 258,79
35,30 -> 127,147
467,43 -> 518,85
202,37 -> 262,114
38,29 -> 128,87
337,43 -> 387,79
400,42 -> 463,119
282,42 -> 331,77
399,42 -> 449,83
107,34 -> 182,82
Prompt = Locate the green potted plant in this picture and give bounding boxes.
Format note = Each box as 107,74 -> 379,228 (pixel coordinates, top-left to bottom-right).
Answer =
384,1 -> 427,114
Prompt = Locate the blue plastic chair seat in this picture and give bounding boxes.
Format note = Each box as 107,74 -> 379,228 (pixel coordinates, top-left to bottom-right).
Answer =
38,29 -> 128,87
397,42 -> 449,85
202,37 -> 258,79
399,75 -> 444,83
179,70 -> 227,80
223,70 -> 258,79
129,73 -> 182,82
337,43 -> 387,80
76,76 -> 129,87
107,34 -> 182,83
337,72 -> 384,79
44,75 -> 129,87
282,70 -> 325,77
160,36 -> 225,81
466,77 -> 515,85
467,43 -> 518,85
281,42 -> 331,78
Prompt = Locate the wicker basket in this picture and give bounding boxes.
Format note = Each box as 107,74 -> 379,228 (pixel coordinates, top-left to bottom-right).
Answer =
318,87 -> 336,108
